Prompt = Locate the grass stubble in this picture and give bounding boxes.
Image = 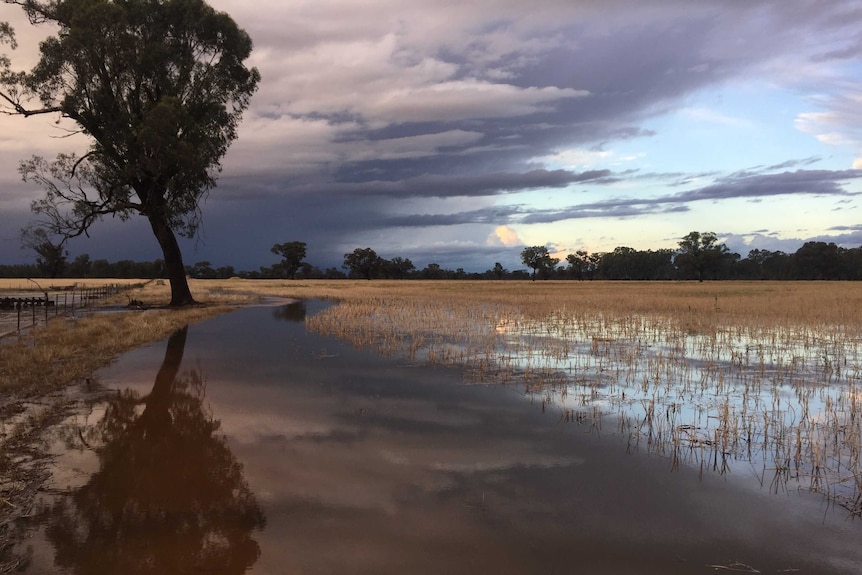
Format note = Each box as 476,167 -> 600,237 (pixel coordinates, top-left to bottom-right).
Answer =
2,278 -> 862,568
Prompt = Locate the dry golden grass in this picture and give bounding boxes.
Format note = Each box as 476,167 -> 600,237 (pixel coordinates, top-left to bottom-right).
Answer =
0,305 -> 232,398
9,277 -> 861,328
186,278 -> 862,328
0,278 -> 148,291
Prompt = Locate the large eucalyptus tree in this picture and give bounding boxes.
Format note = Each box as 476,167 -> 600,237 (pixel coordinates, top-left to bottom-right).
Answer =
1,0 -> 259,305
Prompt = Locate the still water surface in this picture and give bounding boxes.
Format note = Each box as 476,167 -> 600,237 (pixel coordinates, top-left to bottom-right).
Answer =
20,301 -> 862,574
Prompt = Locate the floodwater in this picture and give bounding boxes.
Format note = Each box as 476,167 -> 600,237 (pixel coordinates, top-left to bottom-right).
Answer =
15,300 -> 862,574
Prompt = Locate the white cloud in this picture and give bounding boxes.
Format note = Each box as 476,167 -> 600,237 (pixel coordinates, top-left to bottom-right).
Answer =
795,90 -> 862,164
224,114 -> 346,176
536,147 -> 612,170
365,81 -> 587,124
487,225 -> 523,247
680,107 -> 754,128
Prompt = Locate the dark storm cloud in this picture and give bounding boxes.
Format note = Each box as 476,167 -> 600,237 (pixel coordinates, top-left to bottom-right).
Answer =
218,168 -> 614,200
379,169 -> 861,229
339,169 -> 615,198
679,169 -> 862,201
383,206 -> 525,227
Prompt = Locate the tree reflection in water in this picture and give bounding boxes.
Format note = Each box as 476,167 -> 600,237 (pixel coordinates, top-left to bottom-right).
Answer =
272,301 -> 306,322
42,327 -> 265,574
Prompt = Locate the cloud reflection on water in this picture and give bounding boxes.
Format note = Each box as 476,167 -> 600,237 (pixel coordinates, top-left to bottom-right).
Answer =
25,301 -> 862,574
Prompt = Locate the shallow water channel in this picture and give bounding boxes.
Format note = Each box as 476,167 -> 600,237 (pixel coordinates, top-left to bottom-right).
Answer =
17,300 -> 862,574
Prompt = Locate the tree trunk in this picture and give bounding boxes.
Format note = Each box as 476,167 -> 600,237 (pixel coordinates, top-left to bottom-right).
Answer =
148,213 -> 196,306
140,326 -> 187,433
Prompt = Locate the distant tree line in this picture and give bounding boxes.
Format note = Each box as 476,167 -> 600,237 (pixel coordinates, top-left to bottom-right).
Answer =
4,233 -> 862,281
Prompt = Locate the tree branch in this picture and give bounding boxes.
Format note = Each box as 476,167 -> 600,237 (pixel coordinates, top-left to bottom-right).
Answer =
0,88 -> 62,116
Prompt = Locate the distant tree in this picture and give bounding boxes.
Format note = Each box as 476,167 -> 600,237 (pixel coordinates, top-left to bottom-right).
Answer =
0,263 -> 40,278
270,241 -> 307,279
490,262 -> 506,279
20,225 -> 67,278
187,261 -> 216,279
67,253 -> 92,278
295,262 -> 315,279
566,250 -> 600,280
323,267 -> 347,279
343,247 -> 382,280
1,0 -> 260,305
420,262 -> 447,280
520,246 -> 559,280
384,256 -> 415,279
89,259 -> 110,278
676,231 -> 736,281
113,260 -> 138,278
641,249 -> 677,280
216,265 -> 236,279
790,241 -> 844,280
597,247 -> 635,280
738,249 -> 791,280
839,246 -> 862,281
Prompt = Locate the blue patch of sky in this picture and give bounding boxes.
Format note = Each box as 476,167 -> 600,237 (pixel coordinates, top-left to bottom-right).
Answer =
503,82 -> 857,211
489,81 -> 861,252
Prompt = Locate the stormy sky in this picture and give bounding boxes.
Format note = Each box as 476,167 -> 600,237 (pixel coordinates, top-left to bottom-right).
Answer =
2,0 -> 862,272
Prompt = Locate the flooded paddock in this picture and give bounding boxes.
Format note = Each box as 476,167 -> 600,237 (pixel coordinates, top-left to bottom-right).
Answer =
12,300 -> 862,574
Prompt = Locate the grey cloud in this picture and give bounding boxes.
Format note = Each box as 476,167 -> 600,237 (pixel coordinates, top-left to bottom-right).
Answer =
764,157 -> 823,171
384,206 -> 526,227
221,168 -> 614,200
383,168 -> 862,229
520,204 -> 687,225
685,169 -> 862,201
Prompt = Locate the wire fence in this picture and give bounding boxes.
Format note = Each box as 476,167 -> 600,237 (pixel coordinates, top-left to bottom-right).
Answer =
0,284 -> 128,340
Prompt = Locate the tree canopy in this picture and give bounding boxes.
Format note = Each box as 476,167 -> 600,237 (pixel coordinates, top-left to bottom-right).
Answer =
271,241 -> 307,279
520,246 -> 559,280
20,224 -> 68,278
675,231 -> 736,281
343,247 -> 382,280
1,0 -> 260,305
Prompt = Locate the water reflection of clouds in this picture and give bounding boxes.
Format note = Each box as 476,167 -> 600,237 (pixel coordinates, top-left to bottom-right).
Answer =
59,304 -> 862,574
210,372 -> 587,515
